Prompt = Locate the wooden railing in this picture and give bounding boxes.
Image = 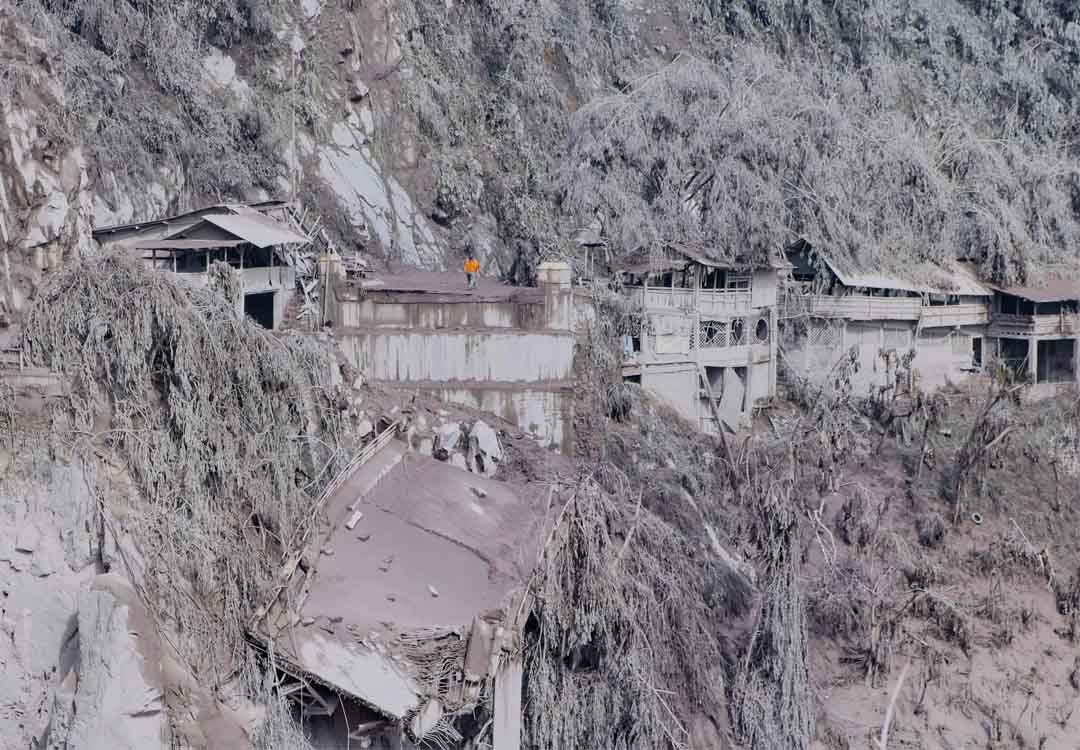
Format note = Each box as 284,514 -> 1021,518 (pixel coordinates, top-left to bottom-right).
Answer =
0,347 -> 25,371
990,312 -> 1080,337
802,295 -> 923,321
919,304 -> 989,328
627,287 -> 753,315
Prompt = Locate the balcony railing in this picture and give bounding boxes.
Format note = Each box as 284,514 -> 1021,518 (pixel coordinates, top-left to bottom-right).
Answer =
990,312 -> 1080,337
919,304 -> 989,328
800,295 -> 923,321
627,287 -> 753,315
175,265 -> 295,292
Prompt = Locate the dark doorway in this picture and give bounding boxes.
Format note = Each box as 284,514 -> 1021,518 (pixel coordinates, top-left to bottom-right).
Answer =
971,337 -> 982,369
999,338 -> 1029,379
1037,339 -> 1075,384
244,292 -> 276,329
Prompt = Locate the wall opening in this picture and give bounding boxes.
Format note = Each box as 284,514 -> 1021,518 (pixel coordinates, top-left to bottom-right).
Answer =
1037,339 -> 1075,384
971,337 -> 982,370
244,291 -> 276,329
999,338 -> 1029,379
755,317 -> 770,343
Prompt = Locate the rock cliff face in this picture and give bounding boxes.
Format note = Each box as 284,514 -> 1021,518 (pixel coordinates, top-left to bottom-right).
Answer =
0,1 -> 450,324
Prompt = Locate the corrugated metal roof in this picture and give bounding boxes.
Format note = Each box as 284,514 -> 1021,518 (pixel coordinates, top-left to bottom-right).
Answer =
818,254 -> 992,296
92,200 -> 292,237
821,256 -> 925,293
994,279 -> 1080,303
201,213 -> 310,248
131,239 -> 245,250
924,262 -> 993,297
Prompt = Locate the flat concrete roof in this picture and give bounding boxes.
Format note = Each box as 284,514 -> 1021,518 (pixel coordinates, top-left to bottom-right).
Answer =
353,270 -> 544,304
256,438 -> 546,717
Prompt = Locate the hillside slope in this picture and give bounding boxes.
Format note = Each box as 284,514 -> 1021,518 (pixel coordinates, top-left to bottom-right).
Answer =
5,0 -> 1080,319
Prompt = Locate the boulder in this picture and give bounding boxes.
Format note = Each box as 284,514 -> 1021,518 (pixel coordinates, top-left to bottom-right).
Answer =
66,574 -> 169,749
435,422 -> 462,452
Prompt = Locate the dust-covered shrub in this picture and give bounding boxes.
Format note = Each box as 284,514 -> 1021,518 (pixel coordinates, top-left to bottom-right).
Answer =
916,511 -> 947,548
21,253 -> 355,679
11,0 -> 294,198
524,479 -> 746,750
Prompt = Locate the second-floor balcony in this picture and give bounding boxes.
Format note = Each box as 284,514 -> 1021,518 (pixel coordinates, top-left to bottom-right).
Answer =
799,294 -> 923,321
919,303 -> 990,328
627,287 -> 754,316
990,312 -> 1080,337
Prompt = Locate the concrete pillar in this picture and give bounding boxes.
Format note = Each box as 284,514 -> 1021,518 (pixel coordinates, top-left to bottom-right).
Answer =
1028,337 -> 1038,383
768,306 -> 778,398
537,261 -> 572,331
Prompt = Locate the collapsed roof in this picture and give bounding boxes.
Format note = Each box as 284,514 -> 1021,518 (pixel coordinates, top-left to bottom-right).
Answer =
249,434 -> 546,746
789,242 -> 993,296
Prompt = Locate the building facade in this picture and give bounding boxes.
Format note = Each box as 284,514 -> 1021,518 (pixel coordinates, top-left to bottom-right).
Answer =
781,242 -> 1080,397
617,248 -> 784,432
92,201 -> 310,330
327,262 -> 576,452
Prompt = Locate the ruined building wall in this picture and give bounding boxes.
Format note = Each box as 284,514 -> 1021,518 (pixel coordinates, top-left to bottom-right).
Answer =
332,277 -> 576,451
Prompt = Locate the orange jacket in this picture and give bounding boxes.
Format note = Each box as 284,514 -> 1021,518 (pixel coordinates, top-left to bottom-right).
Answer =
464,258 -> 480,274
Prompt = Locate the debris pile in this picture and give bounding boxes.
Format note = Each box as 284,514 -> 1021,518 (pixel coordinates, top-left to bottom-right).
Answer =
404,411 -> 505,477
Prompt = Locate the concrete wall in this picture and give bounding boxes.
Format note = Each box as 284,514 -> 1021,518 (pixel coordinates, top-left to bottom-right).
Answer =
340,331 -> 575,383
334,285 -> 573,333
341,298 -> 526,330
784,319 -> 987,396
333,272 -> 577,451
427,385 -> 573,452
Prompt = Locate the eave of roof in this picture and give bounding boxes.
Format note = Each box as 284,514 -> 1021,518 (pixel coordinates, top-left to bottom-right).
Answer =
91,200 -> 292,237
199,213 -> 310,248
992,280 -> 1080,303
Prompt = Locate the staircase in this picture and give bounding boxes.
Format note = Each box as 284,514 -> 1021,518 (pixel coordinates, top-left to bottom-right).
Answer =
278,203 -> 373,333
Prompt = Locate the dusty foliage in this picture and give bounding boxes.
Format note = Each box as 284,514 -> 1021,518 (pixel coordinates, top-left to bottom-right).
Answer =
11,0 -> 293,196
21,253 -> 351,680
523,479 -> 739,750
733,480 -> 813,750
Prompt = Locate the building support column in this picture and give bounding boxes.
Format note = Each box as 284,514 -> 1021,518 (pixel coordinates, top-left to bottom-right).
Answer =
1028,337 -> 1039,384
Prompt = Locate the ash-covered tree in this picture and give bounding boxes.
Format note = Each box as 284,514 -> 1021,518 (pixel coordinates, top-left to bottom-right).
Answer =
558,50 -> 1080,284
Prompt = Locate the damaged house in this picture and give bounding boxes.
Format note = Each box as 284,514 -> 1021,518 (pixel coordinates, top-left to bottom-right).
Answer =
324,261 -> 576,452
617,246 -> 784,432
91,201 -> 311,330
988,281 -> 1080,392
782,242 -> 993,394
248,425 -> 542,749
782,241 -> 1080,396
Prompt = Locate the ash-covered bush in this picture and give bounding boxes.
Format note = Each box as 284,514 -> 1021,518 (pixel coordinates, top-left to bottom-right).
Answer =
12,0 -> 293,197
21,253 -> 354,678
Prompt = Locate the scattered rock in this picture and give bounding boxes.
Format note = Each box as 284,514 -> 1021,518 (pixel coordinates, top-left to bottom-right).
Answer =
321,546 -> 335,556
345,509 -> 364,530
386,593 -> 397,602
350,78 -> 370,102
428,585 -> 440,598
329,615 -> 344,624
357,418 -> 374,439
356,533 -> 371,542
15,522 -> 40,553
436,422 -> 462,452
470,486 -> 487,499
449,452 -> 468,471
301,617 -> 316,626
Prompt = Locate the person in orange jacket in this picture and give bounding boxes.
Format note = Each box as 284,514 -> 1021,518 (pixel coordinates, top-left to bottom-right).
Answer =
464,253 -> 479,289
